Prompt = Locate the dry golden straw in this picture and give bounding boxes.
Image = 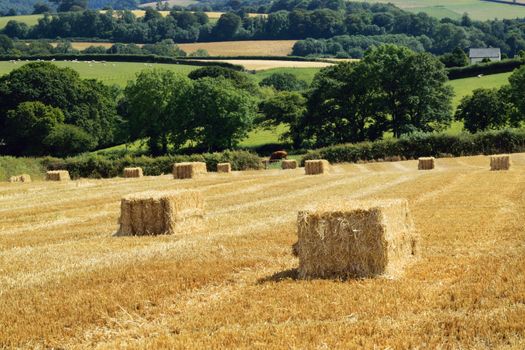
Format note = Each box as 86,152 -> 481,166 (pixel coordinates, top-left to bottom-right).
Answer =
46,170 -> 70,181
8,174 -> 31,183
490,154 -> 511,171
217,163 -> 231,173
117,190 -> 204,236
418,157 -> 435,170
123,167 -> 143,178
281,160 -> 298,170
173,162 -> 207,179
305,159 -> 330,175
296,199 -> 418,279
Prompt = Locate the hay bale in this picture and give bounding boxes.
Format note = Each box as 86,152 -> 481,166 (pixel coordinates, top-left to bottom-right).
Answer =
123,167 -> 143,178
173,162 -> 207,179
46,170 -> 70,181
418,157 -> 435,170
117,190 -> 204,236
305,159 -> 330,175
217,162 -> 231,173
9,174 -> 31,183
296,199 -> 418,279
282,159 -> 298,170
490,154 -> 511,171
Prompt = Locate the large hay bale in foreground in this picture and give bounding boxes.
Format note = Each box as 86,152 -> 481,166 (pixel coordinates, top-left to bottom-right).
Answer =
296,199 -> 418,279
46,170 -> 70,181
305,159 -> 330,175
217,162 -> 231,173
173,162 -> 207,179
282,159 -> 298,170
418,157 -> 435,170
123,167 -> 143,178
490,154 -> 511,171
9,174 -> 31,183
117,190 -> 204,236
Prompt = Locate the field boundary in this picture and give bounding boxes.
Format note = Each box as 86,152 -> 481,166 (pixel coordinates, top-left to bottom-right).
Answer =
481,0 -> 525,7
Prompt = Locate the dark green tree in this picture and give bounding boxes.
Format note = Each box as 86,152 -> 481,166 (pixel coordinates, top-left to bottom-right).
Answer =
259,73 -> 309,91
504,65 -> 525,126
43,124 -> 97,157
440,47 -> 469,67
362,45 -> 453,137
33,2 -> 52,14
0,62 -> 120,152
212,12 -> 241,39
3,101 -> 64,156
188,66 -> 257,92
50,0 -> 87,12
0,34 -> 14,54
123,69 -> 192,155
454,88 -> 508,133
259,91 -> 306,147
189,77 -> 258,151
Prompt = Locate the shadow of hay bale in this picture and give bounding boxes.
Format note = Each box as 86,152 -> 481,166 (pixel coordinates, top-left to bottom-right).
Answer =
257,268 -> 299,284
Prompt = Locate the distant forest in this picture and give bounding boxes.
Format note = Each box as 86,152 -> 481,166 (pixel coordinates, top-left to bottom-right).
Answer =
3,1 -> 525,58
0,0 -> 141,15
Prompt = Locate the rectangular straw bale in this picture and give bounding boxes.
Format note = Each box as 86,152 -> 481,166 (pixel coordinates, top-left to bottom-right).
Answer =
217,162 -> 231,173
305,159 -> 330,175
418,157 -> 435,170
117,190 -> 204,236
9,174 -> 31,183
45,170 -> 70,181
296,199 -> 418,279
490,154 -> 511,171
123,167 -> 143,178
173,162 -> 207,179
281,159 -> 298,170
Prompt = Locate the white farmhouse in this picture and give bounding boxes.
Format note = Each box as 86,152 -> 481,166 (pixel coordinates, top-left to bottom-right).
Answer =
469,48 -> 501,64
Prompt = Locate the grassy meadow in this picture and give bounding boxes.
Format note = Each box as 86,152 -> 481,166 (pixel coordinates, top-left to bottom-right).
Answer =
361,0 -> 525,20
0,14 -> 41,28
1,154 -> 525,348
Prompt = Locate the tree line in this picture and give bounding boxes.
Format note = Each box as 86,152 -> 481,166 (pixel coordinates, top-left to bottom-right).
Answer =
3,4 -> 525,57
0,35 -> 205,57
2,44 -> 525,158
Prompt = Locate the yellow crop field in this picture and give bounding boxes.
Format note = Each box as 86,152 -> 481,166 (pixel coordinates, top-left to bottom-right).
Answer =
200,59 -> 333,70
178,40 -> 297,56
66,40 -> 297,57
1,154 -> 524,348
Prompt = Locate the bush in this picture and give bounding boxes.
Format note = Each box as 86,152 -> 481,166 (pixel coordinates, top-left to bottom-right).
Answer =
447,58 -> 525,80
0,156 -> 46,181
42,150 -> 261,179
301,129 -> 525,165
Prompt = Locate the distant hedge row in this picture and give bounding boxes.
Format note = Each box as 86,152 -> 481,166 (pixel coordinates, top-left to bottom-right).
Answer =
42,150 -> 261,179
0,54 -> 244,70
302,129 -> 525,164
447,58 -> 525,80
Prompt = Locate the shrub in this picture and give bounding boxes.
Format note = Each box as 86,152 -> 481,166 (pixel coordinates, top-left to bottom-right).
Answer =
42,150 -> 261,179
301,129 -> 525,165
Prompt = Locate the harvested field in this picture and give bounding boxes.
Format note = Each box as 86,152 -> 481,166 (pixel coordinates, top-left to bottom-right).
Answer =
64,40 -> 296,56
178,40 -> 296,56
198,59 -> 333,70
1,154 -> 525,348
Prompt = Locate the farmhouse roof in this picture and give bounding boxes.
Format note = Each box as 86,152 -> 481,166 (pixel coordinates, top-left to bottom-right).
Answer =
469,48 -> 501,58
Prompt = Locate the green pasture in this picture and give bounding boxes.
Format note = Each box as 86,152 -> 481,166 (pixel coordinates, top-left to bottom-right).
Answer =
0,14 -> 42,29
361,0 -> 525,20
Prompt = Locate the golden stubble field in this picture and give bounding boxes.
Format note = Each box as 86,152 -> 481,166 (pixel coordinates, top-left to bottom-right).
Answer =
1,155 -> 524,349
